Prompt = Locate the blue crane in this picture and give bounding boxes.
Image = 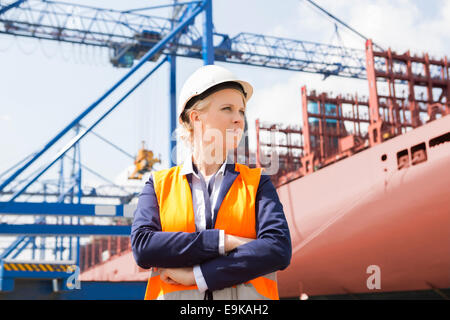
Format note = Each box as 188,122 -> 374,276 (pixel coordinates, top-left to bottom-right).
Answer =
0,0 -> 375,292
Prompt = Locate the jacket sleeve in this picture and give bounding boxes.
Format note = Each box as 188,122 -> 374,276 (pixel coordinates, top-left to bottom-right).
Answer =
199,174 -> 292,291
130,175 -> 221,269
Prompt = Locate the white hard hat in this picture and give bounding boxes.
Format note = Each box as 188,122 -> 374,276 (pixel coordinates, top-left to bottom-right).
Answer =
178,64 -> 253,124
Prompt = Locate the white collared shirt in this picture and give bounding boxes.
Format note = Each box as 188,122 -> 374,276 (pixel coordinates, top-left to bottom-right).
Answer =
179,153 -> 227,292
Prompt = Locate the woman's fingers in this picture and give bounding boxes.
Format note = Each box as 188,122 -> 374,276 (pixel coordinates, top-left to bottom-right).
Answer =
152,268 -> 196,286
160,268 -> 196,286
165,278 -> 179,285
225,234 -> 255,252
239,236 -> 254,244
160,269 -> 180,285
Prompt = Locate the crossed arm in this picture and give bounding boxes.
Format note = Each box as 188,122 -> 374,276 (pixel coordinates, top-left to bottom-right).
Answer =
153,235 -> 253,286
130,175 -> 292,291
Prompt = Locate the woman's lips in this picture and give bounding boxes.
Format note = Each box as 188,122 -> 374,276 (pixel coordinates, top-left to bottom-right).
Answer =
226,128 -> 242,134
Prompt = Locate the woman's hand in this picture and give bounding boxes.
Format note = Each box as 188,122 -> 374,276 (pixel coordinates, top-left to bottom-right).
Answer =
157,267 -> 196,286
224,234 -> 255,252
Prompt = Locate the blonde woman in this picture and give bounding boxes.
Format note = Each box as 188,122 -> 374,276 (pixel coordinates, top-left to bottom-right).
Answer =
131,65 -> 291,300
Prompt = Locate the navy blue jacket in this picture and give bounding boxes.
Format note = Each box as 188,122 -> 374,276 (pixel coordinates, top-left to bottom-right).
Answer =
131,163 -> 292,292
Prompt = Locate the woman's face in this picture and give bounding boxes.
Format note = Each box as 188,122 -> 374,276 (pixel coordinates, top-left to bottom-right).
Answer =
190,88 -> 246,159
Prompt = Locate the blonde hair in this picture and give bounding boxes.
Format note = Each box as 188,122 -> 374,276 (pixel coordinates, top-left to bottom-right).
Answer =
177,89 -> 247,150
177,96 -> 213,150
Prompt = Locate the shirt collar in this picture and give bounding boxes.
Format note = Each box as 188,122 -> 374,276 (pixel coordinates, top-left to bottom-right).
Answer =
180,152 -> 228,177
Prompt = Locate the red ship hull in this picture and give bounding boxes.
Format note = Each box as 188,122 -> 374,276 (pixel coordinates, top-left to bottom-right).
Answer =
276,115 -> 450,297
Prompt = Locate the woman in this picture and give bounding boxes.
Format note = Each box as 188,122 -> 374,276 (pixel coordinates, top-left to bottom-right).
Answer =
131,64 -> 292,300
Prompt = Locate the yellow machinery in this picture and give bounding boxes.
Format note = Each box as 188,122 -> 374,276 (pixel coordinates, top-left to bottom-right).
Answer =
128,141 -> 161,180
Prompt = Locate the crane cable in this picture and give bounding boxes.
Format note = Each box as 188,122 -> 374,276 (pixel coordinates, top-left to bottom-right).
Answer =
302,0 -> 384,51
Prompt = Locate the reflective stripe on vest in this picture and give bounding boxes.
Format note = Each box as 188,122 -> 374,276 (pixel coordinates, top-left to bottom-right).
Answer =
144,163 -> 279,300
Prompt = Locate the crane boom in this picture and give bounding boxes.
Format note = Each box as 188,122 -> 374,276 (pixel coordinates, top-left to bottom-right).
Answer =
0,0 -> 368,78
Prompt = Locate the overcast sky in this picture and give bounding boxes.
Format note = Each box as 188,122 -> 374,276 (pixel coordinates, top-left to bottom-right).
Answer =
0,0 -> 449,191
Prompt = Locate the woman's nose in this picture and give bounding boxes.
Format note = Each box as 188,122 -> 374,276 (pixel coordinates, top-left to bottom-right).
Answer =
232,110 -> 244,124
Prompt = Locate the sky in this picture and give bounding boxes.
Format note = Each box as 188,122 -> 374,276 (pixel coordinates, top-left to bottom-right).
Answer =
0,0 -> 449,196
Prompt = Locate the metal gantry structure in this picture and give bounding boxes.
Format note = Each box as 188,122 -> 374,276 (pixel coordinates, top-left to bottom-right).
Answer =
0,0 -> 369,78
0,0 -> 388,292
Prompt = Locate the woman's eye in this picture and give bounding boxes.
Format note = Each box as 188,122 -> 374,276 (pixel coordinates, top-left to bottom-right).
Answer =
240,110 -> 245,115
222,107 -> 231,111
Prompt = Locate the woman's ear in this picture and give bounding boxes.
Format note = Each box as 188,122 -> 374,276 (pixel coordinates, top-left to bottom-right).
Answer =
190,110 -> 203,134
189,110 -> 198,123
190,110 -> 205,124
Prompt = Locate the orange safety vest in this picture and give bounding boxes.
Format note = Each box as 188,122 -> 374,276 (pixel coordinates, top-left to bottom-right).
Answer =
144,163 -> 279,300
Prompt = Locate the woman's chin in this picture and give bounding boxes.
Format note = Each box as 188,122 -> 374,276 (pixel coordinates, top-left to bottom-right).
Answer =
225,144 -> 241,153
